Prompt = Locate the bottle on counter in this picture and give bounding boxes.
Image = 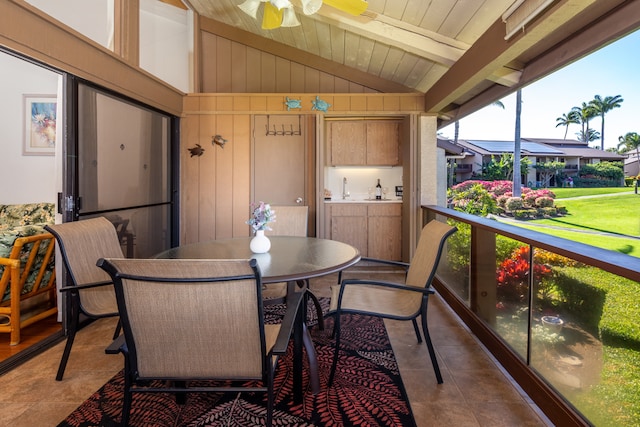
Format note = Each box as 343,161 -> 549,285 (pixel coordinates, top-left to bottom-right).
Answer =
375,178 -> 382,200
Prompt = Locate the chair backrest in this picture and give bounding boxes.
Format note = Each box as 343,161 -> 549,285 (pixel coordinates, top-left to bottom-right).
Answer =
405,220 -> 457,289
98,258 -> 266,379
266,205 -> 308,236
45,217 -> 123,316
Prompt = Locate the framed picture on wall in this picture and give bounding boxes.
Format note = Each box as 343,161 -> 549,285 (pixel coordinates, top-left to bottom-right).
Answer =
23,94 -> 57,156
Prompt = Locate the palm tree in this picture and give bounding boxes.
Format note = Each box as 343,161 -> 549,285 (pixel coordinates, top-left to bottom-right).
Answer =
590,94 -> 624,150
618,131 -> 640,165
576,128 -> 600,143
571,102 -> 597,141
555,110 -> 580,139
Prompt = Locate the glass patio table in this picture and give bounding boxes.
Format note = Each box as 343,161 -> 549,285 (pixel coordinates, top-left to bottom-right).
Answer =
154,236 -> 361,400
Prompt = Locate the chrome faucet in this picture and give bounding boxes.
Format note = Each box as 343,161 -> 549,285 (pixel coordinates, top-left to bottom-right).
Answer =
342,177 -> 350,199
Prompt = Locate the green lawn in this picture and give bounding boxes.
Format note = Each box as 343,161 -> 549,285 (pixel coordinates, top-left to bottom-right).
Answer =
551,187 -> 634,199
538,194 -> 640,236
504,191 -> 640,257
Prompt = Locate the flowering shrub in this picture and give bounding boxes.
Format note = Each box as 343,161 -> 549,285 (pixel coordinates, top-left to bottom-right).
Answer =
496,246 -> 552,302
535,196 -> 554,208
523,192 -> 538,206
534,249 -> 580,267
448,183 -> 497,216
449,180 -> 563,219
505,197 -> 524,211
246,201 -> 276,232
496,195 -> 509,208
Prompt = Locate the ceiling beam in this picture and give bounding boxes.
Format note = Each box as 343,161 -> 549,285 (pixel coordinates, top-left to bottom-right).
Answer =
199,16 -> 417,93
436,0 -> 639,130
308,6 -> 468,67
423,0 -> 600,114
308,3 -> 530,89
159,0 -> 188,10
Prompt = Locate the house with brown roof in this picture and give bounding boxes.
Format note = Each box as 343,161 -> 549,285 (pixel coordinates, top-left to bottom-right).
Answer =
451,138 -> 627,186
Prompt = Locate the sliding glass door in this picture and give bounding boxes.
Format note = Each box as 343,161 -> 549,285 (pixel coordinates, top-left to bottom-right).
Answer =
66,81 -> 177,258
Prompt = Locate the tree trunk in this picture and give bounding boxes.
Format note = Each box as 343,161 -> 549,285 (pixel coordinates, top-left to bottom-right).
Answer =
513,90 -> 522,197
600,113 -> 605,150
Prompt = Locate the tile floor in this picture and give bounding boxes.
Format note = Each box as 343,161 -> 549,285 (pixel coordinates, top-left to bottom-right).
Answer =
0,270 -> 552,426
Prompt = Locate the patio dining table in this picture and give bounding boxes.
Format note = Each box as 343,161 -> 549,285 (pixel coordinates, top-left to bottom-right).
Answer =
154,236 -> 361,401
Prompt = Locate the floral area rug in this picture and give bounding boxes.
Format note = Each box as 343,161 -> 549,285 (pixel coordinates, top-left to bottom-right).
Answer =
58,300 -> 416,427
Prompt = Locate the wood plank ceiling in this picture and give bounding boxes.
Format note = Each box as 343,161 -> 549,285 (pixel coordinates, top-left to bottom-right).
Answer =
177,0 -> 640,127
186,0 -> 512,94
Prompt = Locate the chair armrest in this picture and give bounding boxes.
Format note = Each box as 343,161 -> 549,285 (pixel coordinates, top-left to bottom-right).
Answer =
271,290 -> 305,355
0,258 -> 20,268
59,280 -> 113,293
341,278 -> 433,295
105,334 -> 126,355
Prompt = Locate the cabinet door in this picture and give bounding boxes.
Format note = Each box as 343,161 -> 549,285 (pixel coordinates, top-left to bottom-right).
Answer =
328,121 -> 366,165
329,204 -> 368,256
368,204 -> 401,260
366,121 -> 400,166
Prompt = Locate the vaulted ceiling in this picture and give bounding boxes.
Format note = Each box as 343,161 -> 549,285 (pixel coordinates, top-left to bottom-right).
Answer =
178,0 -> 640,128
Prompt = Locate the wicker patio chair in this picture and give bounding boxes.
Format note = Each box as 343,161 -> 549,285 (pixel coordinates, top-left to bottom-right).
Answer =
45,217 -> 123,381
328,219 -> 457,386
98,257 -> 303,427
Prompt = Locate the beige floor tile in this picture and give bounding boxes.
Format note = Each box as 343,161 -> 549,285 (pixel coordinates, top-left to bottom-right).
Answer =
0,271 -> 552,427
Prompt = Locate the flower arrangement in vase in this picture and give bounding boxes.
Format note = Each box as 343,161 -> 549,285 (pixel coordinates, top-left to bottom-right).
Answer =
246,202 -> 276,253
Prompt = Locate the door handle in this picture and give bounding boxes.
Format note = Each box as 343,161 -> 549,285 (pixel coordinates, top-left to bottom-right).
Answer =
296,197 -> 303,204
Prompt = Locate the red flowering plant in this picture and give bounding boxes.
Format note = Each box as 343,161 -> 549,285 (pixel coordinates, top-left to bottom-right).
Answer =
496,246 -> 552,304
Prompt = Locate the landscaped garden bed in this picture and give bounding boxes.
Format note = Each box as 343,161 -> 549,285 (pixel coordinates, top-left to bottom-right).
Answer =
447,180 -> 566,219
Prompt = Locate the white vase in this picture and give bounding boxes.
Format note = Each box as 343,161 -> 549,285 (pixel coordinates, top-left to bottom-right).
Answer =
250,229 -> 271,253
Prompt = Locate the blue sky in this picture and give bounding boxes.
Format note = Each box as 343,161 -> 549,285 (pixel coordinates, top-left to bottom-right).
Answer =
439,29 -> 640,150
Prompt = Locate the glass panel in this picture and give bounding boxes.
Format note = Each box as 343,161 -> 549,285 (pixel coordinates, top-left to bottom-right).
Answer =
25,0 -> 114,50
438,219 -> 470,304
78,84 -> 171,213
529,253 -> 640,426
86,205 -> 171,259
432,207 -> 640,426
493,238 -> 530,360
530,248 -> 573,385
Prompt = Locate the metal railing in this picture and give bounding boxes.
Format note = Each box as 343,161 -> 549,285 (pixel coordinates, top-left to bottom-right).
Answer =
423,205 -> 640,427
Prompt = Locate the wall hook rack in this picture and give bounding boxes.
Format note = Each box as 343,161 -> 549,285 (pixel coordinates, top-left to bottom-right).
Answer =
265,115 -> 302,137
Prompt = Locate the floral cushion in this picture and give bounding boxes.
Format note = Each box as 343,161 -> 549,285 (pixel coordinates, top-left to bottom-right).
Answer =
0,203 -> 56,302
0,203 -> 55,230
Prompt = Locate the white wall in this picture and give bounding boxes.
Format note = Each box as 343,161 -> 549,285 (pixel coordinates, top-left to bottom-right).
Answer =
140,0 -> 192,93
26,0 -> 192,93
0,52 -> 60,204
325,167 -> 403,201
26,0 -> 114,49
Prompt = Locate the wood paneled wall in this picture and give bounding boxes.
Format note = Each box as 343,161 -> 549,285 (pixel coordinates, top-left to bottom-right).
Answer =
201,32 -> 380,94
181,93 -> 425,245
